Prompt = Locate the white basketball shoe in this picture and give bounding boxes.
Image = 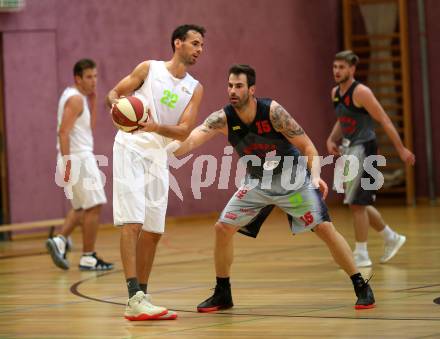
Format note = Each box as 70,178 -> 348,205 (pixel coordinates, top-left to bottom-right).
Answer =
124,291 -> 168,321
380,234 -> 406,264
353,251 -> 372,267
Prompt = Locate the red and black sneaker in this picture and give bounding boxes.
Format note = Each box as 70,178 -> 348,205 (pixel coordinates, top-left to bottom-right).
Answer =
197,285 -> 234,312
354,278 -> 375,309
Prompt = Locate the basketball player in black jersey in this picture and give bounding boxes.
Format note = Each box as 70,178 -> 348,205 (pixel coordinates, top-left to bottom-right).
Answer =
169,64 -> 375,310
327,51 -> 415,267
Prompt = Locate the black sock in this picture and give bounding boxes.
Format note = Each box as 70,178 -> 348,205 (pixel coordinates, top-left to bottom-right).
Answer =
126,277 -> 141,298
350,273 -> 365,288
139,283 -> 147,294
216,277 -> 230,288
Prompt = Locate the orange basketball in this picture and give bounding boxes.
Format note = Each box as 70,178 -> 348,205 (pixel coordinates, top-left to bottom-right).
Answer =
111,96 -> 149,132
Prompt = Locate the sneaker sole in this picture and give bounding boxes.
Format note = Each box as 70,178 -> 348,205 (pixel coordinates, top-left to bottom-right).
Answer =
124,309 -> 168,321
380,236 -> 406,263
79,265 -> 114,271
354,258 -> 373,267
355,304 -> 375,310
46,239 -> 69,270
154,310 -> 178,320
197,304 -> 233,313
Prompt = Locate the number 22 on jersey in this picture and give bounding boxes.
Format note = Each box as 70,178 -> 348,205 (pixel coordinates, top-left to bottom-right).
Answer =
160,90 -> 179,108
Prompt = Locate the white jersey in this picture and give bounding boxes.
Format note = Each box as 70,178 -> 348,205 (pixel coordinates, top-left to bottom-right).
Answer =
56,87 -> 93,154
115,60 -> 199,154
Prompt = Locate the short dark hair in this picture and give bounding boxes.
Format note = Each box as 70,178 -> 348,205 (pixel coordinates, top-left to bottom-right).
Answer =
334,50 -> 359,66
228,64 -> 256,87
171,24 -> 206,52
73,58 -> 96,77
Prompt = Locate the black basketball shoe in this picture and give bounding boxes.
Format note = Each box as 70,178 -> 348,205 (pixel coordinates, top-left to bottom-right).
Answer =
197,285 -> 234,312
354,277 -> 375,309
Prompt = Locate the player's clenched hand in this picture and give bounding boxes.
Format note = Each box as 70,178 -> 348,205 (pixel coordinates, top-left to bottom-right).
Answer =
108,97 -> 122,115
312,177 -> 328,200
326,139 -> 340,156
137,110 -> 158,133
398,147 -> 415,166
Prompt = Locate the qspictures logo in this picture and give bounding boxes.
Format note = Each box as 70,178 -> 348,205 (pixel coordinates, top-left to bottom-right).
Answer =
55,145 -> 386,203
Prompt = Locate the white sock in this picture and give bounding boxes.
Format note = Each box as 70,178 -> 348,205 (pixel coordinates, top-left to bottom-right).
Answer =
355,242 -> 368,253
380,225 -> 396,242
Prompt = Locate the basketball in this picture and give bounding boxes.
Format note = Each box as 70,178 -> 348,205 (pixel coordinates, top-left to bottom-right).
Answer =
111,96 -> 149,132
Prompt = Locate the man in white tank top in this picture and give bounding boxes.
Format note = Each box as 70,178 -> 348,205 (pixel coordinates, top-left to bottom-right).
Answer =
106,25 -> 205,320
47,59 -> 113,272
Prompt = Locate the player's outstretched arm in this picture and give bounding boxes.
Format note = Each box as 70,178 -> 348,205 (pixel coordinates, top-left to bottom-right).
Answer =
139,84 -> 204,141
354,85 -> 415,165
270,101 -> 328,198
105,61 -> 149,108
170,109 -> 227,156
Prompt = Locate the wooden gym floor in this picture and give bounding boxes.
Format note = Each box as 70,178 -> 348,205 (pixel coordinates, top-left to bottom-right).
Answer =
0,205 -> 439,338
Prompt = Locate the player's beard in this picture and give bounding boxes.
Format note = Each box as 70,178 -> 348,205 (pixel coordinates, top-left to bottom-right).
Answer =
181,50 -> 198,66
77,82 -> 95,96
336,74 -> 350,85
184,56 -> 196,65
231,92 -> 250,109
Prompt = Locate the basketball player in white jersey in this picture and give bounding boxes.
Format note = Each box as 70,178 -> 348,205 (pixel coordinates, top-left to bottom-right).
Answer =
106,25 -> 205,320
47,59 -> 113,271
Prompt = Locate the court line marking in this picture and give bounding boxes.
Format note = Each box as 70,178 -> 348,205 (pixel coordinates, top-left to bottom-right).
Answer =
394,284 -> 440,292
69,266 -> 440,321
2,237 -> 439,320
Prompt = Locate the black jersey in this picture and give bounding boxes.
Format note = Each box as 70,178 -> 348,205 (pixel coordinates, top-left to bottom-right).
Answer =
333,81 -> 376,145
224,98 -> 300,179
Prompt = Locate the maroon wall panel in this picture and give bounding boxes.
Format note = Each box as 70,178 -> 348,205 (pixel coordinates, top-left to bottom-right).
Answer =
2,0 -> 436,223
2,31 -> 65,222
408,0 -> 440,197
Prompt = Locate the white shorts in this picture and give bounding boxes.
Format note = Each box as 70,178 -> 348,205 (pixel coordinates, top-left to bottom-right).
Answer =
56,153 -> 107,210
113,142 -> 169,233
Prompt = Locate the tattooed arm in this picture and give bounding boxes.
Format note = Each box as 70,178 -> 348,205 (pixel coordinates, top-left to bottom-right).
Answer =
172,109 -> 228,156
270,101 -> 327,197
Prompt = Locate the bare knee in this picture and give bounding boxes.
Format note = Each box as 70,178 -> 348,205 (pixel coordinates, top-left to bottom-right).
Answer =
314,222 -> 337,240
84,204 -> 102,216
122,223 -> 142,237
72,209 -> 84,222
214,222 -> 237,238
350,204 -> 366,214
139,230 -> 162,246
